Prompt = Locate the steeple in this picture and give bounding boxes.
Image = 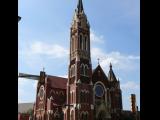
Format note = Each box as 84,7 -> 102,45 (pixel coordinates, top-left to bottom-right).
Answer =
77,0 -> 84,13
109,62 -> 112,69
108,63 -> 117,81
71,0 -> 89,29
66,1 -> 94,119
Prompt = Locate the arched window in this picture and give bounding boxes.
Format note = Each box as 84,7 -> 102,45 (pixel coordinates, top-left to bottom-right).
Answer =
84,36 -> 88,51
82,92 -> 85,103
80,64 -> 85,75
84,37 -> 86,50
80,112 -> 88,120
84,112 -> 88,120
85,92 -> 89,103
81,112 -> 84,120
79,35 -> 83,50
84,65 -> 88,76
80,90 -> 87,103
80,91 -> 83,102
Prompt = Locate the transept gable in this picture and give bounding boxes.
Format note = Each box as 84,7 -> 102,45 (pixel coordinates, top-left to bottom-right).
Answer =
92,65 -> 109,86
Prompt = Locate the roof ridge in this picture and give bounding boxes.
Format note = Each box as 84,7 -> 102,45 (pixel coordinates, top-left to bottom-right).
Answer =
47,75 -> 67,79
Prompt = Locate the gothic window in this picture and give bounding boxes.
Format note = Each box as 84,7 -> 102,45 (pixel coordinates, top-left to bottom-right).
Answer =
79,35 -> 83,50
84,91 -> 87,103
80,112 -> 88,120
80,91 -> 87,103
85,92 -> 89,103
82,92 -> 86,103
84,36 -> 88,51
85,112 -> 88,120
84,36 -> 86,50
80,64 -> 89,76
84,65 -> 88,76
80,64 -> 85,75
80,91 -> 83,102
81,112 -> 84,120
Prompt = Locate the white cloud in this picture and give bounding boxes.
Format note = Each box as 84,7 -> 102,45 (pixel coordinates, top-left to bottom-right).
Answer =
19,41 -> 69,69
18,87 -> 25,103
33,81 -> 38,89
91,47 -> 139,71
18,78 -> 31,86
90,30 -> 104,43
29,41 -> 69,58
18,78 -> 37,103
121,81 -> 139,91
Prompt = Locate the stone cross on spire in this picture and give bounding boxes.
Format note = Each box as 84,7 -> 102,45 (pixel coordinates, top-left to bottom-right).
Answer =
109,62 -> 112,69
97,58 -> 100,65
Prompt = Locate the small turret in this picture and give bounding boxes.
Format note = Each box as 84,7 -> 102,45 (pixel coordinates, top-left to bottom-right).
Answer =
108,63 -> 117,81
77,0 -> 84,13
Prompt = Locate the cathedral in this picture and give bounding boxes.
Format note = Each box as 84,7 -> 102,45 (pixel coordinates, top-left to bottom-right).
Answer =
33,0 -> 123,120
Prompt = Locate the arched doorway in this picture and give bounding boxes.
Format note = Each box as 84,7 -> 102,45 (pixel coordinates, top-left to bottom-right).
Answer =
97,111 -> 106,120
95,102 -> 111,120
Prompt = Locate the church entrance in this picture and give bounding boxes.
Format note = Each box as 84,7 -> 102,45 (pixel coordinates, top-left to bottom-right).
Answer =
95,101 -> 111,120
97,110 -> 109,120
97,111 -> 106,120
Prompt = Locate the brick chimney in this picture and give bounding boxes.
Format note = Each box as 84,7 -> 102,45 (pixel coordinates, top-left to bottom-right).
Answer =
130,94 -> 137,113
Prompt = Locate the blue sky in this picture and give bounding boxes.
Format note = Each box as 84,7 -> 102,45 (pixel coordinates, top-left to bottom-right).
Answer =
18,0 -> 140,111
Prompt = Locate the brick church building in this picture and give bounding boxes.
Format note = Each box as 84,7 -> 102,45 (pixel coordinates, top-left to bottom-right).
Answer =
33,0 -> 123,120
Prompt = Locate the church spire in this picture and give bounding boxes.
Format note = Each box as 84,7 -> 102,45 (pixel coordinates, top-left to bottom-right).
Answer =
77,0 -> 84,13
108,62 -> 117,81
109,62 -> 112,69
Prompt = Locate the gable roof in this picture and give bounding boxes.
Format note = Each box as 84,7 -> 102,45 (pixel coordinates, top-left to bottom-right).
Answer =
47,75 -> 67,89
92,64 -> 109,80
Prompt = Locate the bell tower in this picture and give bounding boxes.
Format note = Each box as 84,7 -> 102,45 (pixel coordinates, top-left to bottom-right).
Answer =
65,0 -> 94,120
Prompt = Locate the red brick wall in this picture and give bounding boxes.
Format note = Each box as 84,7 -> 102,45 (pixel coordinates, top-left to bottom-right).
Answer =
18,113 -> 30,120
